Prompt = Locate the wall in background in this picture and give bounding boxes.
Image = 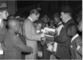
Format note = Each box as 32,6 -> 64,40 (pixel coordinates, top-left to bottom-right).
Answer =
0,0 -> 16,15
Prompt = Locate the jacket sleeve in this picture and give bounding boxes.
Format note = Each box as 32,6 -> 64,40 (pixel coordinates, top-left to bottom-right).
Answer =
54,34 -> 68,44
23,20 -> 41,41
13,36 -> 33,53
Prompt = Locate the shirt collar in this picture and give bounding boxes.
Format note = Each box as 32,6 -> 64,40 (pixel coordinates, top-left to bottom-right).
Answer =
58,22 -> 62,25
28,17 -> 33,22
71,34 -> 79,42
65,17 -> 72,23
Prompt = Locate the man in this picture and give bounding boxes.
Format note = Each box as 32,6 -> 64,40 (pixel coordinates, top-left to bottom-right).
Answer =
0,7 -> 9,59
53,12 -> 62,27
54,6 -> 76,59
48,13 -> 64,60
3,19 -> 33,59
23,9 -> 45,60
67,23 -> 82,59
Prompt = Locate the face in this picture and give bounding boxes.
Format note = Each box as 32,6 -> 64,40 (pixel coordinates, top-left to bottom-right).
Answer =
14,22 -> 20,32
33,14 -> 40,21
54,17 -> 60,25
60,12 -> 67,23
1,11 -> 9,19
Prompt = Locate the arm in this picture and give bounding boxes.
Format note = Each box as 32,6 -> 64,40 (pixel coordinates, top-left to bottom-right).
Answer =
54,26 -> 69,44
54,34 -> 68,44
13,36 -> 33,53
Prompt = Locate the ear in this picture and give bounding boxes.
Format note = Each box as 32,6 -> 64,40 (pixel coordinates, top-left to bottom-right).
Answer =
61,12 -> 64,15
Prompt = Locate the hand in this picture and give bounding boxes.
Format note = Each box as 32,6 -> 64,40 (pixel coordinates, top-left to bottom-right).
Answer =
41,33 -> 45,37
47,45 -> 53,52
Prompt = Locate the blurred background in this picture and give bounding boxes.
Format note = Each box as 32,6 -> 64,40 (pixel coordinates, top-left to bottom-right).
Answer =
0,0 -> 82,18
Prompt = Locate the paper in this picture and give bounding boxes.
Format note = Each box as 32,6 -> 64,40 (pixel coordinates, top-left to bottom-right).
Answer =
45,35 -> 54,37
0,43 -> 3,54
37,30 -> 41,33
53,42 -> 57,52
44,27 -> 55,32
41,27 -> 55,33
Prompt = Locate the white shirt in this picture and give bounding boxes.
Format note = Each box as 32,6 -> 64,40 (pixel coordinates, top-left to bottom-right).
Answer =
56,24 -> 64,35
71,34 -> 79,42
28,17 -> 33,22
65,17 -> 72,23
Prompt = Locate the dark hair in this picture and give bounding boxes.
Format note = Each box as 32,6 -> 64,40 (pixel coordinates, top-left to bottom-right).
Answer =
61,6 -> 72,14
30,9 -> 40,15
66,23 -> 78,36
53,12 -> 60,18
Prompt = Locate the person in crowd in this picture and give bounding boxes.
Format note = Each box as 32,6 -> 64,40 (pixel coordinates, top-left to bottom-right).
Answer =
23,9 -> 46,60
78,15 -> 82,32
76,11 -> 82,25
7,14 -> 15,20
49,20 -> 55,28
48,13 -> 64,60
53,12 -> 62,27
67,23 -> 82,59
34,21 -> 42,33
0,8 -> 9,59
3,19 -> 33,59
53,12 -> 64,36
34,21 -> 43,59
54,6 -> 76,59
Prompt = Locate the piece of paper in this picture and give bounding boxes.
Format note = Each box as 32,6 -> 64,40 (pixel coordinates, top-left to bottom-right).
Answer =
45,35 -> 54,37
0,43 -> 3,54
41,27 -> 55,33
44,27 -> 55,32
53,42 -> 57,52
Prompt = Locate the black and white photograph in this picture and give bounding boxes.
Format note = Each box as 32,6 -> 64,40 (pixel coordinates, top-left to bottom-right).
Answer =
0,0 -> 82,60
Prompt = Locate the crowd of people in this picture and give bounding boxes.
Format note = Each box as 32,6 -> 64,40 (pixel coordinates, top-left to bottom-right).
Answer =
0,5 -> 82,60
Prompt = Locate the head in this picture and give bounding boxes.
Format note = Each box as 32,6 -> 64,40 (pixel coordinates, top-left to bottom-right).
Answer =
53,13 -> 61,26
43,15 -> 50,23
67,24 -> 78,37
34,21 -> 42,30
60,6 -> 72,23
37,23 -> 42,30
0,9 -> 9,20
8,18 -> 20,33
49,20 -> 54,27
29,9 -> 40,22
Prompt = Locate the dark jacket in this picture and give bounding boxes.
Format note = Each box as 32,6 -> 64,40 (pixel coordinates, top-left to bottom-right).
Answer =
54,19 -> 76,59
70,35 -> 82,59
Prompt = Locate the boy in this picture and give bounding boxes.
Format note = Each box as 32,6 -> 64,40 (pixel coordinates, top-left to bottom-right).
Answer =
67,23 -> 82,59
